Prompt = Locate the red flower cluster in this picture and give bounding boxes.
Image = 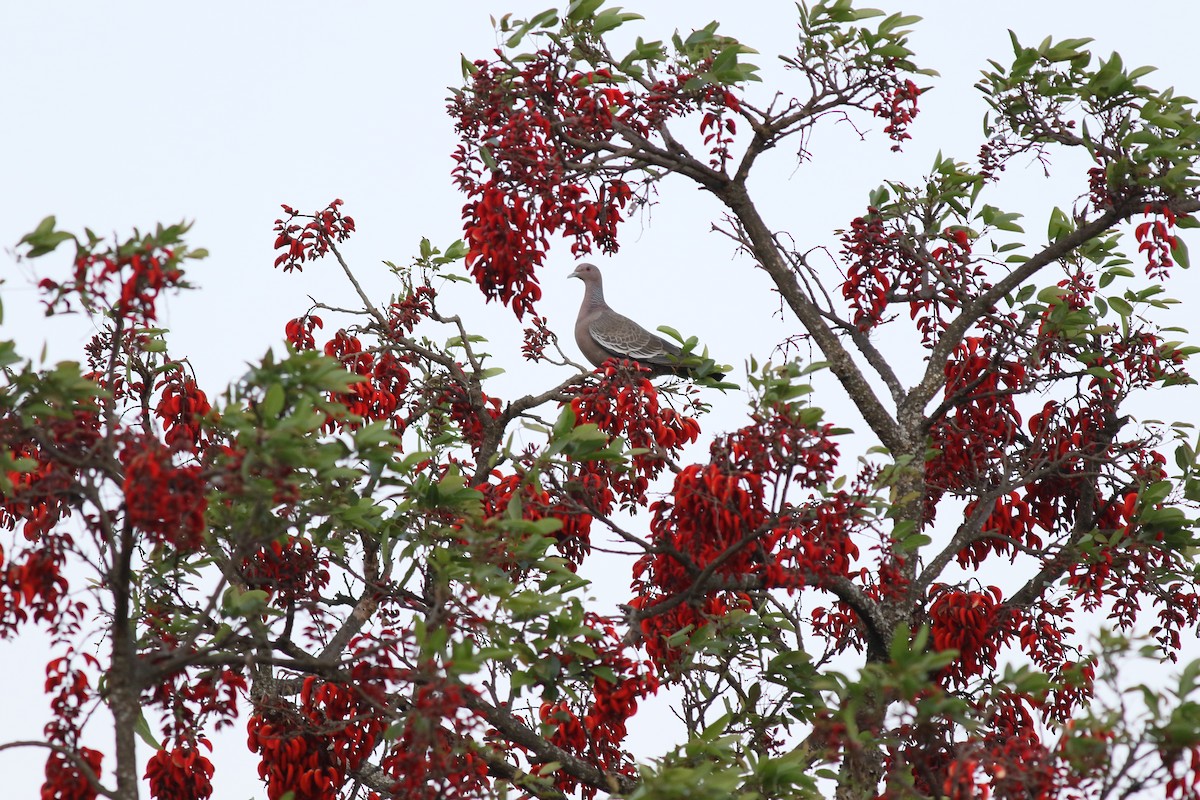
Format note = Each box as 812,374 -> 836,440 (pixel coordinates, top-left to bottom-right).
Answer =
569,362 -> 701,507
121,437 -> 208,551
927,584 -> 1005,686
435,383 -> 502,453
0,543 -> 72,637
521,315 -> 554,362
1023,400 -> 1118,530
2,433 -> 88,543
927,336 -> 1025,506
811,556 -> 908,657
873,78 -> 921,151
145,744 -> 215,800
841,214 -> 977,344
841,210 -> 896,331
41,653 -> 103,800
1136,203 -> 1179,278
155,370 -> 212,452
248,677 -> 387,800
273,199 -> 355,272
38,240 -> 187,326
1165,744 -> 1200,799
1087,165 -> 1114,211
765,490 -> 864,590
633,462 -> 765,666
699,91 -> 741,169
957,491 -> 1041,569
322,330 -> 411,430
631,409 -> 865,667
285,314 -> 324,350
718,410 -> 841,488
451,48 -> 741,317
42,748 -> 104,800
479,472 -> 591,567
145,665 -> 248,747
389,286 -> 436,335
241,536 -> 331,604
372,678 -> 488,800
452,58 -> 632,316
539,616 -> 659,798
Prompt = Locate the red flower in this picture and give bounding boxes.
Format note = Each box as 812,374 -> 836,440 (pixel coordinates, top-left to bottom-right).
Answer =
145,744 -> 215,800
273,200 -> 355,272
121,438 -> 208,551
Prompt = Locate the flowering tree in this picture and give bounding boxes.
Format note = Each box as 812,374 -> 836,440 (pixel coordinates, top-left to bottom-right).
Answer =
5,2 -> 1200,799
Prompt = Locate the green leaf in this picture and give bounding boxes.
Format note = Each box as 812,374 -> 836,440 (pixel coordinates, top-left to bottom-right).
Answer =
262,382 -> 285,418
18,216 -> 76,258
593,9 -> 642,36
134,710 -> 162,750
237,589 -> 271,614
567,0 -> 604,21
1108,296 -> 1133,317
1037,285 -> 1068,304
1173,236 -> 1191,269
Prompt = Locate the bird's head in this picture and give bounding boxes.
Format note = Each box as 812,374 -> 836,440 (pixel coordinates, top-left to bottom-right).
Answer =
568,262 -> 602,285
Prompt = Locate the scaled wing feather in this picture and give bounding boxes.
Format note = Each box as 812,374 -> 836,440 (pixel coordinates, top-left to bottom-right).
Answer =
590,314 -> 678,364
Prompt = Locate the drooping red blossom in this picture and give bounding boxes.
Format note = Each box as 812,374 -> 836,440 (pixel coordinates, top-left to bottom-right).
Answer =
698,91 -> 741,169
478,472 -> 592,567
320,330 -> 411,430
538,615 -> 658,799
61,250 -> 185,326
155,370 -> 212,452
41,748 -> 104,800
432,383 -> 502,453
146,663 -> 248,744
452,58 -> 635,317
841,211 -> 978,345
521,315 -> 555,362
145,743 -> 215,800
927,584 -> 1006,686
389,286 -> 436,335
372,677 -> 488,800
2,446 -> 74,543
631,462 -> 765,666
248,677 -> 389,800
1087,165 -> 1114,211
247,712 -> 341,800
2,404 -> 101,542
40,652 -> 103,800
1136,203 -> 1179,279
926,336 -> 1025,509
0,543 -> 72,636
840,209 -> 897,331
121,437 -> 208,551
811,555 -> 908,657
569,361 -> 701,507
873,78 -> 922,151
273,200 -> 355,273
285,314 -> 324,351
451,48 -> 741,317
630,406 -> 869,667
242,536 -> 331,604
719,409 -> 841,487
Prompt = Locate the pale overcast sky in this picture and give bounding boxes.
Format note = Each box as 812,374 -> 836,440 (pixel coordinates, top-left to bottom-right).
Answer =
3,2 -> 1200,797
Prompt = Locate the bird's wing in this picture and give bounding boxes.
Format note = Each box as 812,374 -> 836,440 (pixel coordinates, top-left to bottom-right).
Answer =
589,310 -> 682,368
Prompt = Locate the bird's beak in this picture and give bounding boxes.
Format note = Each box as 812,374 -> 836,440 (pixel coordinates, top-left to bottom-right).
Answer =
568,269 -> 580,281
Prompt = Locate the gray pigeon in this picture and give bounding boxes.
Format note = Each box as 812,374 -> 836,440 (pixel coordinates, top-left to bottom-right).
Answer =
569,262 -> 724,380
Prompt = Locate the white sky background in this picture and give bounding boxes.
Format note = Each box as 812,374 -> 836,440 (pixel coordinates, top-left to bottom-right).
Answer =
3,1 -> 1200,797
